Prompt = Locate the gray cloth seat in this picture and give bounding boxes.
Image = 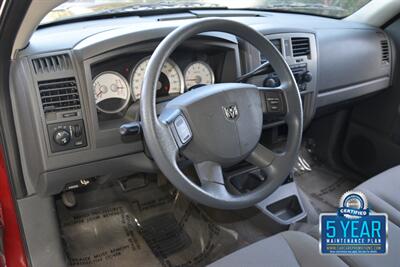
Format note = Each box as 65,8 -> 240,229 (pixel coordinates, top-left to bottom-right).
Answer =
209,166 -> 400,267
209,222 -> 400,267
355,165 -> 400,226
208,231 -> 348,267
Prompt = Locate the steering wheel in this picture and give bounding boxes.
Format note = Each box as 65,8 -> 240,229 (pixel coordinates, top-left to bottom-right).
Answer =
140,18 -> 303,209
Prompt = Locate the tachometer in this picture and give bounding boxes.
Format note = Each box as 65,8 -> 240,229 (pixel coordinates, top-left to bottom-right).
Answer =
130,57 -> 184,101
184,61 -> 214,89
92,71 -> 131,114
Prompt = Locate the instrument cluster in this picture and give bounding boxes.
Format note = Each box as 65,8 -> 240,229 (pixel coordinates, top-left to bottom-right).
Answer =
92,56 -> 215,114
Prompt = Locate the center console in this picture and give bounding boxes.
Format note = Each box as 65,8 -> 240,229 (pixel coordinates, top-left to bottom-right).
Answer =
234,32 -> 318,223
246,32 -> 318,129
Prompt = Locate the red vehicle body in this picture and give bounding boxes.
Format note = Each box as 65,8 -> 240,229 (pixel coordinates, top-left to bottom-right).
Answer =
0,147 -> 27,267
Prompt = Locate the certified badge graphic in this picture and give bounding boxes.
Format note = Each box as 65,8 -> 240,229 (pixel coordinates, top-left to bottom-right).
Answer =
320,191 -> 388,255
338,191 -> 369,219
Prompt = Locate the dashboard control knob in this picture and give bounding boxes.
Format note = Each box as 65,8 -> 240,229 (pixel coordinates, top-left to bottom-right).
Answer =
53,129 -> 71,146
293,73 -> 302,83
264,78 -> 278,88
302,71 -> 313,83
74,125 -> 82,137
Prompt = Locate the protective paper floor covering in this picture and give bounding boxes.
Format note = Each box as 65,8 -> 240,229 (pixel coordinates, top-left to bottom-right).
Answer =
58,184 -> 241,267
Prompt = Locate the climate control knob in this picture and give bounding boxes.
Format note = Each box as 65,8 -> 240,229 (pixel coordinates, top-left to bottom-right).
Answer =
302,71 -> 313,83
53,129 -> 71,146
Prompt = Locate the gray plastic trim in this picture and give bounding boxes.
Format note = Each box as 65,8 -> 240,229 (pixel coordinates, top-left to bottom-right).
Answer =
28,51 -> 90,157
316,77 -> 390,108
12,11 -> 393,196
256,182 -> 307,225
316,29 -> 391,94
74,25 -> 238,60
246,32 -> 318,129
17,195 -> 67,267
13,33 -> 240,196
19,11 -> 376,57
77,37 -> 240,152
38,152 -> 157,195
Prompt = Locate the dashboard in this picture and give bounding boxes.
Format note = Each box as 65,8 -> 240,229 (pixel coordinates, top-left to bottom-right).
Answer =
10,11 -> 393,196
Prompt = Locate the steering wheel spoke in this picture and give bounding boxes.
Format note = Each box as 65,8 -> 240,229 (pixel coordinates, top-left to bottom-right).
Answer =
194,161 -> 225,185
194,161 -> 232,199
246,143 -> 281,169
258,85 -> 288,117
159,108 -> 193,149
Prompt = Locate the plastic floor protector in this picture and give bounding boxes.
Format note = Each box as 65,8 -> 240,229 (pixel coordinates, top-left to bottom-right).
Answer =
289,143 -> 358,214
294,165 -> 357,213
60,203 -> 161,267
57,183 -> 242,267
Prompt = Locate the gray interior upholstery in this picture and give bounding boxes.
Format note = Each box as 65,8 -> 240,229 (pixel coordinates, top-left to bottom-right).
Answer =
209,166 -> 400,267
208,222 -> 400,267
341,221 -> 400,267
355,165 -> 400,226
306,221 -> 400,267
208,231 -> 348,267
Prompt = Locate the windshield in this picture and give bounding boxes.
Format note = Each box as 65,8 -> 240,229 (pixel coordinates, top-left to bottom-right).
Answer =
41,0 -> 371,25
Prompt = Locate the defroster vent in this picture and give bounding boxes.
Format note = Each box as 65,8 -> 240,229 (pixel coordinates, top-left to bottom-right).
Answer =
38,77 -> 81,113
291,37 -> 310,57
32,54 -> 72,74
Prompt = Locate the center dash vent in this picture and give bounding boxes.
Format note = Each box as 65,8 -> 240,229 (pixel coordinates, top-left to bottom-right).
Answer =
291,37 -> 310,57
380,40 -> 390,64
38,77 -> 80,113
32,54 -> 72,74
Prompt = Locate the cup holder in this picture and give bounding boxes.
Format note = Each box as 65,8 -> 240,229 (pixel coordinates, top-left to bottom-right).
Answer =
256,182 -> 306,225
266,195 -> 303,221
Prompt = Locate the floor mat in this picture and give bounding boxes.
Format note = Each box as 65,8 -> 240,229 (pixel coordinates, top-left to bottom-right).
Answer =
139,213 -> 191,259
57,182 -> 245,267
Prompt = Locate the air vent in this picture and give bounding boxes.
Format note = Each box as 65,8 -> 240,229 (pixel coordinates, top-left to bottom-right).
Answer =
270,39 -> 282,53
291,37 -> 310,57
38,77 -> 80,113
32,54 -> 72,74
381,40 -> 390,64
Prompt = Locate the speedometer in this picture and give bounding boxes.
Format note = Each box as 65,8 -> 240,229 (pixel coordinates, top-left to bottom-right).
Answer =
184,61 -> 214,89
130,57 -> 184,101
92,71 -> 131,114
